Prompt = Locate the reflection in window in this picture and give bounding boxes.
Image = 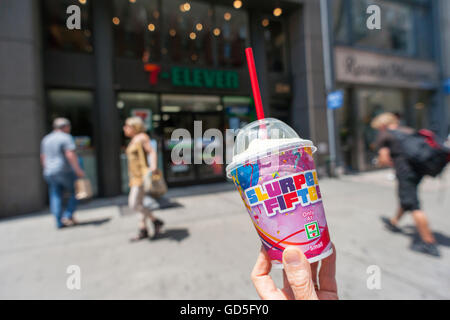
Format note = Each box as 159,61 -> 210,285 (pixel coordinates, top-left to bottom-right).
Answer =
262,17 -> 286,72
113,0 -> 160,61
161,0 -> 213,65
214,5 -> 249,67
43,0 -> 93,53
351,0 -> 414,55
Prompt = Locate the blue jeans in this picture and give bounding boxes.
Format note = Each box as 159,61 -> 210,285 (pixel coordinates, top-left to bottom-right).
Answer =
44,172 -> 78,228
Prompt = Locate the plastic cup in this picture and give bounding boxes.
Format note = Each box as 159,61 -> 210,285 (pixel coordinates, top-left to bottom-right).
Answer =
226,118 -> 333,268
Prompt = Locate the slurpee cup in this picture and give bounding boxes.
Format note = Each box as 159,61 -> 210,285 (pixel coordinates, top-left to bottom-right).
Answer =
226,118 -> 333,268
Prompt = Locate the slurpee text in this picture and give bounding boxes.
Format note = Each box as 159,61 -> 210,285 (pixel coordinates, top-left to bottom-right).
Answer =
245,170 -> 322,216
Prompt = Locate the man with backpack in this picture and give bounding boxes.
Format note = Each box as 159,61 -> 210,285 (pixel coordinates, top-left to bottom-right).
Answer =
371,112 -> 449,257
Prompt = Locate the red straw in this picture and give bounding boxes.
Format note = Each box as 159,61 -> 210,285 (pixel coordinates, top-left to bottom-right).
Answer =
245,48 -> 265,120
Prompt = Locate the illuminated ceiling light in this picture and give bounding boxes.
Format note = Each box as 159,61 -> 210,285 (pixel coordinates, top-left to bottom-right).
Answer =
189,32 -> 197,40
233,0 -> 242,9
78,0 -> 87,5
183,2 -> 191,12
179,4 -> 185,12
169,29 -> 177,37
112,17 -> 120,25
129,0 -> 136,3
224,12 -> 231,21
273,7 -> 282,17
261,18 -> 269,27
213,28 -> 221,36
148,23 -> 155,32
196,23 -> 203,31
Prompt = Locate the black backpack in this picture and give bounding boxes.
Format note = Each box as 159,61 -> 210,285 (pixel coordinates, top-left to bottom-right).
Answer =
390,129 -> 450,177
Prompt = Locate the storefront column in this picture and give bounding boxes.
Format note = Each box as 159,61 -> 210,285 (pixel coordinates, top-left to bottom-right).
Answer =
92,0 -> 122,196
288,1 -> 329,175
0,0 -> 46,216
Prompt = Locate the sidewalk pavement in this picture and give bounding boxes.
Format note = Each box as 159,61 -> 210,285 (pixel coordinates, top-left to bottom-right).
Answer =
0,168 -> 449,299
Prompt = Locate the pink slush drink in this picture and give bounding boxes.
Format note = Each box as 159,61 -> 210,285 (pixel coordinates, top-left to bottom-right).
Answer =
226,118 -> 332,268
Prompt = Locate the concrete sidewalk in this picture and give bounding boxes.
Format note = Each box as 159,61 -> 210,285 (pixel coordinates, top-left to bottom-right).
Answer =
0,168 -> 449,299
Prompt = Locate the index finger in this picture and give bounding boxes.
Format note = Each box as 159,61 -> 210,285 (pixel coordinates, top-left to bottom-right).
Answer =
251,247 -> 284,300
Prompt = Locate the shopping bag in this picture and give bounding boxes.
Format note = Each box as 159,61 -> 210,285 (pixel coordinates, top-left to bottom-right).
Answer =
75,178 -> 93,200
143,169 -> 168,198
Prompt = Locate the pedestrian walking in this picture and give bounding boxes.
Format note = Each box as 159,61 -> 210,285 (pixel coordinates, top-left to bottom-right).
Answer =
371,112 -> 449,257
40,118 -> 85,229
123,117 -> 164,241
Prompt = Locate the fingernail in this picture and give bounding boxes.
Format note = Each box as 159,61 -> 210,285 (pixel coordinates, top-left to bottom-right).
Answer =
284,248 -> 303,266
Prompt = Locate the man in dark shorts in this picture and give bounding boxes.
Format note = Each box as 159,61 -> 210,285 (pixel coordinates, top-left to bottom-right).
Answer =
371,112 -> 439,257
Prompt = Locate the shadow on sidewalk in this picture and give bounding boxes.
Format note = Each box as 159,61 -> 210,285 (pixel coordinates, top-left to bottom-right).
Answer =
70,217 -> 112,228
401,225 -> 450,248
151,228 -> 190,243
382,217 -> 450,248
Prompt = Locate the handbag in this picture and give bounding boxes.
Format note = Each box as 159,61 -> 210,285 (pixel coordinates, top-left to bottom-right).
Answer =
137,143 -> 168,198
75,178 -> 93,200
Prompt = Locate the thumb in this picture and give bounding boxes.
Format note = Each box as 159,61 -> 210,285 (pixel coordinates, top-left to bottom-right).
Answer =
282,247 -> 318,300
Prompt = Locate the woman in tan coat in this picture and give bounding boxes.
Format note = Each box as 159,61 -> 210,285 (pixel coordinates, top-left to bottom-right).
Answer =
123,117 -> 164,241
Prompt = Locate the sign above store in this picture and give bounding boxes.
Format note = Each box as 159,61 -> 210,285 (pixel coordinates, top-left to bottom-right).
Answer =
144,63 -> 239,90
334,47 -> 439,90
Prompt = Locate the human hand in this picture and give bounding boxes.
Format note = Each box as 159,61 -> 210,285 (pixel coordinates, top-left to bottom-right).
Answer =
251,244 -> 338,300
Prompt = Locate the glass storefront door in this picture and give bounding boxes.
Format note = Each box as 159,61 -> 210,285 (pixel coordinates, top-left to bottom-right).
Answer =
161,94 -> 225,185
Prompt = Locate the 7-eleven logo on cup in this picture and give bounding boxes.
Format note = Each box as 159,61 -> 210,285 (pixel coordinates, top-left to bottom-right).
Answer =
305,221 -> 321,240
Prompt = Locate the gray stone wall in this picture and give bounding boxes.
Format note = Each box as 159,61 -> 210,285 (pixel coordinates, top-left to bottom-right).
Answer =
0,0 -> 45,217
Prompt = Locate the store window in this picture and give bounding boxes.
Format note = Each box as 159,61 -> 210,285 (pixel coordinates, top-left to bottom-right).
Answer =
113,0 -> 160,61
351,0 -> 414,56
47,89 -> 98,195
116,92 -> 160,193
356,88 -> 405,170
261,17 -> 287,73
43,0 -> 93,53
161,0 -> 214,65
214,5 -> 249,67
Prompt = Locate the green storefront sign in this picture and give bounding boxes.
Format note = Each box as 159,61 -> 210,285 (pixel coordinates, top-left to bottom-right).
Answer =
168,67 -> 239,89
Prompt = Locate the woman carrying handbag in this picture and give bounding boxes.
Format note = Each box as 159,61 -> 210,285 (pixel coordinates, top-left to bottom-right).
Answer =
123,117 -> 164,241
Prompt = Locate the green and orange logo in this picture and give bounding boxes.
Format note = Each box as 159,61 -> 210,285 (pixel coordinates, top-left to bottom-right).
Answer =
144,63 -> 239,89
305,221 -> 320,240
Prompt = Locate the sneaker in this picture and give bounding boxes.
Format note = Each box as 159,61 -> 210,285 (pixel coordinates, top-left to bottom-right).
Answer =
381,217 -> 402,233
410,239 -> 440,257
61,218 -> 77,227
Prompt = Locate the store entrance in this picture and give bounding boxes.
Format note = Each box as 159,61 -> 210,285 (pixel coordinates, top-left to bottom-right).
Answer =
161,94 -> 225,185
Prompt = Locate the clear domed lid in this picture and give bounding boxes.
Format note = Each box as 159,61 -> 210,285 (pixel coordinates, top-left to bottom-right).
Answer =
226,118 -> 316,175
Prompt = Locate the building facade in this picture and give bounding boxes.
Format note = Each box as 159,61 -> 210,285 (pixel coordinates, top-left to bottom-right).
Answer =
331,0 -> 448,172
0,0 -> 330,217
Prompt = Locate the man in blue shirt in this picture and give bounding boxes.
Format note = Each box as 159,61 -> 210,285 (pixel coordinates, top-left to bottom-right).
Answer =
40,118 -> 85,229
